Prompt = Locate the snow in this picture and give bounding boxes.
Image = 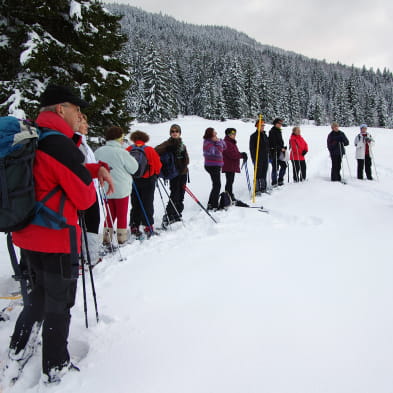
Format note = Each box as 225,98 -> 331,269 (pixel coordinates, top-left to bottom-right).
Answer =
20,32 -> 39,66
1,116 -> 393,392
70,0 -> 82,20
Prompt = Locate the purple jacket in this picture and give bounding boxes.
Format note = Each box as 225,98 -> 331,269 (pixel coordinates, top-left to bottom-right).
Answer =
222,135 -> 241,173
203,138 -> 226,167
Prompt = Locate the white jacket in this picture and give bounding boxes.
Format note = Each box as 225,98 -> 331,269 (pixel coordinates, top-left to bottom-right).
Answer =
354,132 -> 374,159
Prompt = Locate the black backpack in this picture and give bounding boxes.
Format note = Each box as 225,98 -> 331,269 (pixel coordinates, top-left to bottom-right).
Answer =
0,116 -> 77,303
218,191 -> 232,210
159,151 -> 179,180
129,144 -> 148,178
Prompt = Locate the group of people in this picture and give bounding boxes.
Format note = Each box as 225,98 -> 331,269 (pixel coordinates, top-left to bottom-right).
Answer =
203,118 -> 309,209
4,83 -> 376,387
327,122 -> 375,181
203,118 -> 375,210
93,123 -> 190,244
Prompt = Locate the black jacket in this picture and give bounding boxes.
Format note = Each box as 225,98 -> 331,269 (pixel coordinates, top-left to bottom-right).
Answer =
327,130 -> 349,157
268,126 -> 284,159
249,130 -> 269,165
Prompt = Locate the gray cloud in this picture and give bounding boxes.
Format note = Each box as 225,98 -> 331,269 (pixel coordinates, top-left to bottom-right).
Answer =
112,0 -> 393,71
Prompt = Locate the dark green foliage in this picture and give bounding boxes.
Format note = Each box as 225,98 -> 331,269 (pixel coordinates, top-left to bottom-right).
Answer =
0,0 -> 131,137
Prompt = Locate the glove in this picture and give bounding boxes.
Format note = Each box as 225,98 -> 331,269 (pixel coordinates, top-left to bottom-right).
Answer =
241,152 -> 248,161
365,137 -> 372,143
98,160 -> 111,172
302,150 -> 307,156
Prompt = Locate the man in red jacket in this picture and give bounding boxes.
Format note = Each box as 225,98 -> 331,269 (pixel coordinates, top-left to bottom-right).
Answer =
5,85 -> 113,385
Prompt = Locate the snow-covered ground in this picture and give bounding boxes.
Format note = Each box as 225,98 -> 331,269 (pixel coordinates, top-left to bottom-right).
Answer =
1,116 -> 393,393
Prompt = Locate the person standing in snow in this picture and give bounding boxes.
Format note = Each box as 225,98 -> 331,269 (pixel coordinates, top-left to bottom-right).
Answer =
203,127 -> 226,210
6,85 -> 113,384
222,127 -> 247,201
77,114 -> 101,265
268,118 -> 287,186
327,122 -> 349,182
354,124 -> 374,180
127,131 -> 162,238
249,118 -> 269,194
155,124 -> 189,227
289,126 -> 308,182
95,126 -> 138,245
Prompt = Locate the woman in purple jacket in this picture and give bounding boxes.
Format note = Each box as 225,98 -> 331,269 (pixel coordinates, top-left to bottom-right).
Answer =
203,127 -> 226,210
222,128 -> 247,201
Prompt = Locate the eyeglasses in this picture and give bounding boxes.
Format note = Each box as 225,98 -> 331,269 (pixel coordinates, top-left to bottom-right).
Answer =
170,129 -> 180,134
229,131 -> 236,135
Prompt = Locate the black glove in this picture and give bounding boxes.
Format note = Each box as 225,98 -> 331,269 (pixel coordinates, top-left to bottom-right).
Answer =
302,150 -> 307,156
241,152 -> 248,161
365,137 -> 371,143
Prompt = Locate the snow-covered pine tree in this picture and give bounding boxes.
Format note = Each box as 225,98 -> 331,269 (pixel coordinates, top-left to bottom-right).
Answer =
139,43 -> 173,123
222,58 -> 247,119
0,0 -> 131,137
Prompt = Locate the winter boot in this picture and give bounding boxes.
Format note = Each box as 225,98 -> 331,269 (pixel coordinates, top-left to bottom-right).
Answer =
43,361 -> 80,385
144,226 -> 159,239
102,227 -> 113,245
117,228 -> 129,245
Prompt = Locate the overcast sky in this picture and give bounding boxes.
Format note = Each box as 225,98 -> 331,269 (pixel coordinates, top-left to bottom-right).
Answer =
111,0 -> 393,72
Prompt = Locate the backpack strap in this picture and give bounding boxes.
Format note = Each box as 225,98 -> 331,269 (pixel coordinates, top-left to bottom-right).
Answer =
32,185 -> 78,267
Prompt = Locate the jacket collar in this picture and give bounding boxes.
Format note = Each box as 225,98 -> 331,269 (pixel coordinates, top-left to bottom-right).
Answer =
35,111 -> 81,146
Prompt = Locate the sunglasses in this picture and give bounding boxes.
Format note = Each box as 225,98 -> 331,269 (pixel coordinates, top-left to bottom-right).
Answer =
170,129 -> 180,133
229,131 -> 236,135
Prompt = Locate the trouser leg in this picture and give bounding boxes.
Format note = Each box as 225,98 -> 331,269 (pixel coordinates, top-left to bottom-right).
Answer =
357,159 -> 364,179
365,155 -> 372,179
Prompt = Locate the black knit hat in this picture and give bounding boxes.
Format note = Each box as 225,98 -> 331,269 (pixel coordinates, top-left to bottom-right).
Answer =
273,118 -> 284,125
40,84 -> 89,108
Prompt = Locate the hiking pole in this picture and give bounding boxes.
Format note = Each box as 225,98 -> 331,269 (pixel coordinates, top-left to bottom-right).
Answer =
294,143 -> 302,181
368,144 -> 379,181
157,177 -> 184,226
155,179 -> 171,229
252,114 -> 263,203
79,212 -> 99,324
339,143 -> 346,182
344,146 -> 353,179
98,186 -> 124,261
79,239 -> 89,328
132,181 -> 154,236
183,185 -> 217,224
241,161 -> 252,196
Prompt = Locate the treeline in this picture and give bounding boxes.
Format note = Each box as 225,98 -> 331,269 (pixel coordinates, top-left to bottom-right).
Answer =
108,4 -> 393,128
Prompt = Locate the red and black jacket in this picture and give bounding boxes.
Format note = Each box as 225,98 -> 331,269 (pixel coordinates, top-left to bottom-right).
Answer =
12,111 -> 98,254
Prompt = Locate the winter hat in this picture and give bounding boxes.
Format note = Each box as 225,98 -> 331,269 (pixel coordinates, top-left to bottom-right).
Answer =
225,127 -> 237,136
273,118 -> 284,126
170,124 -> 181,135
40,84 -> 89,108
359,124 -> 368,130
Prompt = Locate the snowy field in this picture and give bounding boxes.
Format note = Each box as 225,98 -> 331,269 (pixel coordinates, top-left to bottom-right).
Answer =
1,116 -> 393,393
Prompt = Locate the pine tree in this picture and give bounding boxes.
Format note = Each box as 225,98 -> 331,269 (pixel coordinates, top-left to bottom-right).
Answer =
0,0 -> 131,137
139,43 -> 173,123
222,58 -> 247,119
